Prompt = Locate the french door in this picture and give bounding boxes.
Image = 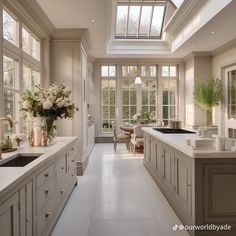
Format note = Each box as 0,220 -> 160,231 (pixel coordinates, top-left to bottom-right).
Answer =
224,65 -> 236,138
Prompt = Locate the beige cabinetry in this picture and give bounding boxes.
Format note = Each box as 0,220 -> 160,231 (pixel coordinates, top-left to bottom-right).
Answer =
0,192 -> 20,236
0,141 -> 77,236
144,132 -> 236,236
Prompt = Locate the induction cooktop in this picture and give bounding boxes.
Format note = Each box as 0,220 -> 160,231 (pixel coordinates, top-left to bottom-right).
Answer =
153,128 -> 195,134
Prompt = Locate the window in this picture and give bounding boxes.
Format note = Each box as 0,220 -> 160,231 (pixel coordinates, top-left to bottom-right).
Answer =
3,56 -> 19,136
3,9 -> 18,46
23,65 -> 41,91
227,70 -> 236,119
122,66 -> 137,123
115,1 -> 166,39
22,27 -> 40,61
161,65 -> 178,125
101,66 -> 116,133
1,7 -> 42,136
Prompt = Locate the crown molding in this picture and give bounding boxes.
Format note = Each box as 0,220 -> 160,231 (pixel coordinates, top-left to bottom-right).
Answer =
6,0 -> 55,37
51,29 -> 92,53
164,0 -> 199,36
211,39 -> 236,56
184,51 -> 212,61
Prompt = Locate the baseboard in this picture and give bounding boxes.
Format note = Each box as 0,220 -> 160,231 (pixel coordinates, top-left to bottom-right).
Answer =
95,137 -> 113,143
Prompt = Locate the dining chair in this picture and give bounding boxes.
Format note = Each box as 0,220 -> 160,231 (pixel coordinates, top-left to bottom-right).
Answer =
129,125 -> 144,155
111,121 -> 131,153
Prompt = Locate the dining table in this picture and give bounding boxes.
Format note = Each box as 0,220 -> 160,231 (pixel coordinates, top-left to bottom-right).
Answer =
119,125 -> 134,135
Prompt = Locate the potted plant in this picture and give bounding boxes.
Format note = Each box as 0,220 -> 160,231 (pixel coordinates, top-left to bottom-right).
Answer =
193,77 -> 223,126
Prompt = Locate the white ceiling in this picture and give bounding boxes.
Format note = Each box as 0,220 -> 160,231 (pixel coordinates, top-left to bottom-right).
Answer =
36,0 -> 236,59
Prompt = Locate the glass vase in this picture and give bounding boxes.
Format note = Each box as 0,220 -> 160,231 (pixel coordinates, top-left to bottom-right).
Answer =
41,117 -> 57,146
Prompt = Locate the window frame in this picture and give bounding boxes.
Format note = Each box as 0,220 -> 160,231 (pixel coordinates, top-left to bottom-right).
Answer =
1,6 -> 42,136
100,65 -> 117,134
115,1 -> 167,39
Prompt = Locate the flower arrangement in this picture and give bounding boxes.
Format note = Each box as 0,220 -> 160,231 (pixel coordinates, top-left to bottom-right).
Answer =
133,111 -> 154,124
11,133 -> 26,146
21,82 -> 78,142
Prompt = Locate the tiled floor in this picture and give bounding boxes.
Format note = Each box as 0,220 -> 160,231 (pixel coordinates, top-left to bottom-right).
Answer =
51,143 -> 189,236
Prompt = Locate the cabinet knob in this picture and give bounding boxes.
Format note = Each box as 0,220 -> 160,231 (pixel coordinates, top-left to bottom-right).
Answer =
44,173 -> 49,177
45,211 -> 51,218
61,166 -> 64,170
45,188 -> 50,194
186,183 -> 191,187
71,148 -> 74,151
60,190 -> 64,194
72,159 -> 74,163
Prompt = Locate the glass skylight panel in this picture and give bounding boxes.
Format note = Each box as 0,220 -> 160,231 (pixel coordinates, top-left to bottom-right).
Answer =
115,1 -> 166,39
127,6 -> 140,36
150,5 -> 165,37
171,0 -> 184,8
116,5 -> 128,36
139,6 -> 152,36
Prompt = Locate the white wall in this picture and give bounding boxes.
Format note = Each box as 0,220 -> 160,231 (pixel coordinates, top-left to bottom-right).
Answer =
185,54 -> 212,127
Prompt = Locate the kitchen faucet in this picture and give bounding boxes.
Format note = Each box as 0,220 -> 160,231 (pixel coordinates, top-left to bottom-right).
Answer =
0,115 -> 14,159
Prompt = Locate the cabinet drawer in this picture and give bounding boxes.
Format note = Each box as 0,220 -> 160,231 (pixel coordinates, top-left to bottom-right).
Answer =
36,179 -> 56,212
36,164 -> 54,189
37,196 -> 57,236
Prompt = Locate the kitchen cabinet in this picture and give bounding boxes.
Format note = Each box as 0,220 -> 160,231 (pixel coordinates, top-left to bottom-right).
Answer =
174,151 -> 192,216
0,192 -> 20,236
0,139 -> 77,236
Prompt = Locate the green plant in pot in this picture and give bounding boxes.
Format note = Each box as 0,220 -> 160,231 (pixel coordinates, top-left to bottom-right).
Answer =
193,77 -> 223,127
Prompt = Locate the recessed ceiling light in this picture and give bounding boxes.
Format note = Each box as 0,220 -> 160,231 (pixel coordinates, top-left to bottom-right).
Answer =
211,31 -> 215,34
91,19 -> 95,23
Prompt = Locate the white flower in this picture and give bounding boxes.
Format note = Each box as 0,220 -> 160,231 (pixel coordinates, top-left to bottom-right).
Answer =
23,101 -> 31,110
43,100 -> 53,109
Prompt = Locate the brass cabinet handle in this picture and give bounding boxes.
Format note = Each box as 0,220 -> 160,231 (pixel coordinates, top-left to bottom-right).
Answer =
61,166 -> 64,170
45,210 -> 51,218
60,190 -> 64,194
44,172 -> 49,177
186,183 -> 191,187
72,160 -> 74,163
45,188 -> 50,194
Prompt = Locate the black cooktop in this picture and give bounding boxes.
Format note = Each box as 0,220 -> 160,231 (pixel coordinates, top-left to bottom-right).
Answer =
153,128 -> 195,134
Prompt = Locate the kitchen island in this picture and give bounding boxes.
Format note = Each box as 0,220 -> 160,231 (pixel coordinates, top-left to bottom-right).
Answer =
143,127 -> 236,236
0,137 -> 78,236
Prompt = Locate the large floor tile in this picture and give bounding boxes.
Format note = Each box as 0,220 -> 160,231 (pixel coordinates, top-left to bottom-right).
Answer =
88,219 -> 163,236
52,143 -> 189,236
92,201 -> 155,219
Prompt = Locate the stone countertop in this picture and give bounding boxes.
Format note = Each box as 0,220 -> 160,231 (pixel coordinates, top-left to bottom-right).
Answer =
142,127 -> 236,158
0,137 -> 78,198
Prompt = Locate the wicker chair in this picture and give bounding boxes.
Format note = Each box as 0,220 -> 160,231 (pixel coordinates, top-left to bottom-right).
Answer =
111,121 -> 131,153
129,125 -> 144,155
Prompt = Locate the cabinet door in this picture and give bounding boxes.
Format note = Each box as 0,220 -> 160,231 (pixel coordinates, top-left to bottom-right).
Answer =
20,181 -> 33,236
57,154 -> 68,201
150,138 -> 156,170
144,134 -> 151,164
67,149 -> 77,185
175,151 -> 192,215
155,140 -> 163,180
0,192 -> 20,236
162,144 -> 174,190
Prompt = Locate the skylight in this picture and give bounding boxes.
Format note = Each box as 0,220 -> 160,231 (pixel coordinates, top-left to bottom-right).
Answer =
115,1 -> 166,39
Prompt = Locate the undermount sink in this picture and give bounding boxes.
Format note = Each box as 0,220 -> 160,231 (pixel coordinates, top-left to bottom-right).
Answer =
0,154 -> 42,167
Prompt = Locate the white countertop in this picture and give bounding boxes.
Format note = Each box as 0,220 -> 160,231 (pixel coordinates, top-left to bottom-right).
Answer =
142,127 -> 236,158
0,137 -> 77,198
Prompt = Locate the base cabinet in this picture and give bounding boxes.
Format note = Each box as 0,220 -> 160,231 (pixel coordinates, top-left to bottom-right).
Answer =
144,132 -> 236,236
0,141 -> 77,236
0,192 -> 20,236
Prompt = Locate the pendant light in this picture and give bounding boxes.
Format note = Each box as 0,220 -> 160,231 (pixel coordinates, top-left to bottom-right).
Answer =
135,60 -> 142,84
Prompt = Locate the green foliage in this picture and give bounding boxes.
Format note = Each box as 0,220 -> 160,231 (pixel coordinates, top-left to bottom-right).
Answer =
193,77 -> 223,111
